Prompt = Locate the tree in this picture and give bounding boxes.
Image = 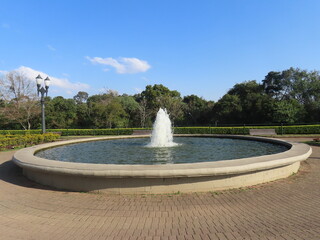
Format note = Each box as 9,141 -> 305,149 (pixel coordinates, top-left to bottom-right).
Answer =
46,96 -> 77,128
213,94 -> 242,124
272,99 -> 303,124
139,84 -> 183,123
89,98 -> 128,128
263,68 -> 320,123
263,67 -> 320,104
118,95 -> 140,127
0,71 -> 40,130
86,92 -> 129,128
226,81 -> 273,123
136,96 -> 152,128
182,95 -> 212,126
73,91 -> 89,104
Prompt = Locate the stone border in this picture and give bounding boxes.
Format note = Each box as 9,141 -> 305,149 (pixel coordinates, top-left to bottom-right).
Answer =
12,135 -> 312,193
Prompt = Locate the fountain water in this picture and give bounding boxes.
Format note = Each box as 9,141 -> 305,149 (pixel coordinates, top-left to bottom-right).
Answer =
147,108 -> 178,147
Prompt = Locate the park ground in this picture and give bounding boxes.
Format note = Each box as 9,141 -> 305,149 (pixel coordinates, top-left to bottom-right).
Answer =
0,137 -> 319,240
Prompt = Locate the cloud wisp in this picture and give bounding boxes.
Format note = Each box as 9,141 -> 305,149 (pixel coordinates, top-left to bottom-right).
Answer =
47,44 -> 56,51
87,56 -> 151,74
2,66 -> 90,95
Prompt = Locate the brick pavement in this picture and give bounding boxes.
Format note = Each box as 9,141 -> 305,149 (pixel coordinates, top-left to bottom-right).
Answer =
0,138 -> 319,240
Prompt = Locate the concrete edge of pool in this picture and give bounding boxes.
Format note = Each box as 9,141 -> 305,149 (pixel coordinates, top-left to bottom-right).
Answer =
12,135 -> 312,194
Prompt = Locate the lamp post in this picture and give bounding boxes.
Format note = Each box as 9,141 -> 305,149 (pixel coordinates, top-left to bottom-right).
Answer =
36,74 -> 50,133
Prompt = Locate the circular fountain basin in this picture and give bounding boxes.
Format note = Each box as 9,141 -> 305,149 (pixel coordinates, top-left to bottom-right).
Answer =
35,137 -> 289,165
13,135 -> 312,194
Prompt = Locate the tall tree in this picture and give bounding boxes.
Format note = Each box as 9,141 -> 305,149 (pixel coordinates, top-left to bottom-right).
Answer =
73,91 -> 89,104
263,67 -> 320,122
139,84 -> 183,123
226,80 -> 273,123
0,71 -> 40,130
212,94 -> 242,124
46,96 -> 77,128
118,95 -> 140,127
182,95 -> 212,126
86,92 -> 128,128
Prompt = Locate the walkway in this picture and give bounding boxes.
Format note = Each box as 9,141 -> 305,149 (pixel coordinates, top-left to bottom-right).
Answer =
0,138 -> 319,239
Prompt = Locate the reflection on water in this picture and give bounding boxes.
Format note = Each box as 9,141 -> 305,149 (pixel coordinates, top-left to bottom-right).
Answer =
153,147 -> 174,164
35,137 -> 289,165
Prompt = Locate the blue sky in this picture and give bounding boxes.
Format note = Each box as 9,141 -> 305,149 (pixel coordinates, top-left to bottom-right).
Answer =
1,0 -> 320,101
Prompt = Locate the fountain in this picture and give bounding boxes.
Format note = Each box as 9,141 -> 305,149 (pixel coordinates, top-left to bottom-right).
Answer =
12,109 -> 312,193
148,108 -> 178,148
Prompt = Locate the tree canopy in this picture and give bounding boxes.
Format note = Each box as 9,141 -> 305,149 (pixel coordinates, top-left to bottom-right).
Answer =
1,67 -> 320,130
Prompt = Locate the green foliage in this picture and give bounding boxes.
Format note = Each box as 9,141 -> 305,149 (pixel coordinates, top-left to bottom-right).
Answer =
2,125 -> 320,138
73,91 -> 89,104
47,128 -> 134,136
0,130 -> 42,135
272,99 -> 303,123
213,94 -> 242,124
175,125 -> 320,135
2,68 -> 320,130
182,95 -> 213,126
215,81 -> 274,124
174,127 -> 249,135
0,133 -> 60,150
0,129 -> 133,136
275,125 -> 320,134
139,84 -> 183,122
46,96 -> 77,129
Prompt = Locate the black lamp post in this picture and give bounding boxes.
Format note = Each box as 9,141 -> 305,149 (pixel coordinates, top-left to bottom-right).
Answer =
36,74 -> 50,133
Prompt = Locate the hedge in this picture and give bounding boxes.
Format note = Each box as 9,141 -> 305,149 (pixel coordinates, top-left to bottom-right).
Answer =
0,128 -> 134,136
0,133 -> 60,150
0,130 -> 42,135
174,125 -> 320,135
2,125 -> 320,136
274,125 -> 320,134
173,127 -> 249,135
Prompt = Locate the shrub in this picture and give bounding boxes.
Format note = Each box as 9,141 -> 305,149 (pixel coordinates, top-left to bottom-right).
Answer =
46,128 -> 134,136
0,129 -> 134,136
0,133 -> 60,151
2,125 -> 320,137
173,127 -> 250,135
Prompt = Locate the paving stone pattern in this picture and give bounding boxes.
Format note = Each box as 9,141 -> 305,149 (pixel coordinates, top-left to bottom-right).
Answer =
0,138 -> 319,240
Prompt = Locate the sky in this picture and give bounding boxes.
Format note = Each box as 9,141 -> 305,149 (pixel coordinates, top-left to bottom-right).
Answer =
1,0 -> 320,101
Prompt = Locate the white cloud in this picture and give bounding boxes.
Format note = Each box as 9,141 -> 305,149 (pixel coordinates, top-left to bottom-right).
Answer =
47,44 -> 56,51
4,66 -> 90,95
86,56 -> 151,74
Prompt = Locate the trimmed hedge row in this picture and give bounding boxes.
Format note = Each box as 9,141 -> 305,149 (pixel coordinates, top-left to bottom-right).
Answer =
50,128 -> 134,136
174,125 -> 320,135
0,133 -> 60,150
173,127 -> 249,135
1,125 -> 320,136
275,125 -> 320,134
0,128 -> 134,136
0,130 -> 42,135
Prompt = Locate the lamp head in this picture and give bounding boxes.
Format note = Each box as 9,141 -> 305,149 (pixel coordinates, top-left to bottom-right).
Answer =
36,74 -> 42,86
44,77 -> 51,87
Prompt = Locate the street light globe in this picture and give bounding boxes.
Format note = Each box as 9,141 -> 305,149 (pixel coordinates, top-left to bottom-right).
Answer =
36,74 -> 43,85
44,77 -> 51,87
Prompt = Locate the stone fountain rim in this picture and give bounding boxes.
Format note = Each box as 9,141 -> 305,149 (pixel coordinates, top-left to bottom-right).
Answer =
12,134 -> 312,178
